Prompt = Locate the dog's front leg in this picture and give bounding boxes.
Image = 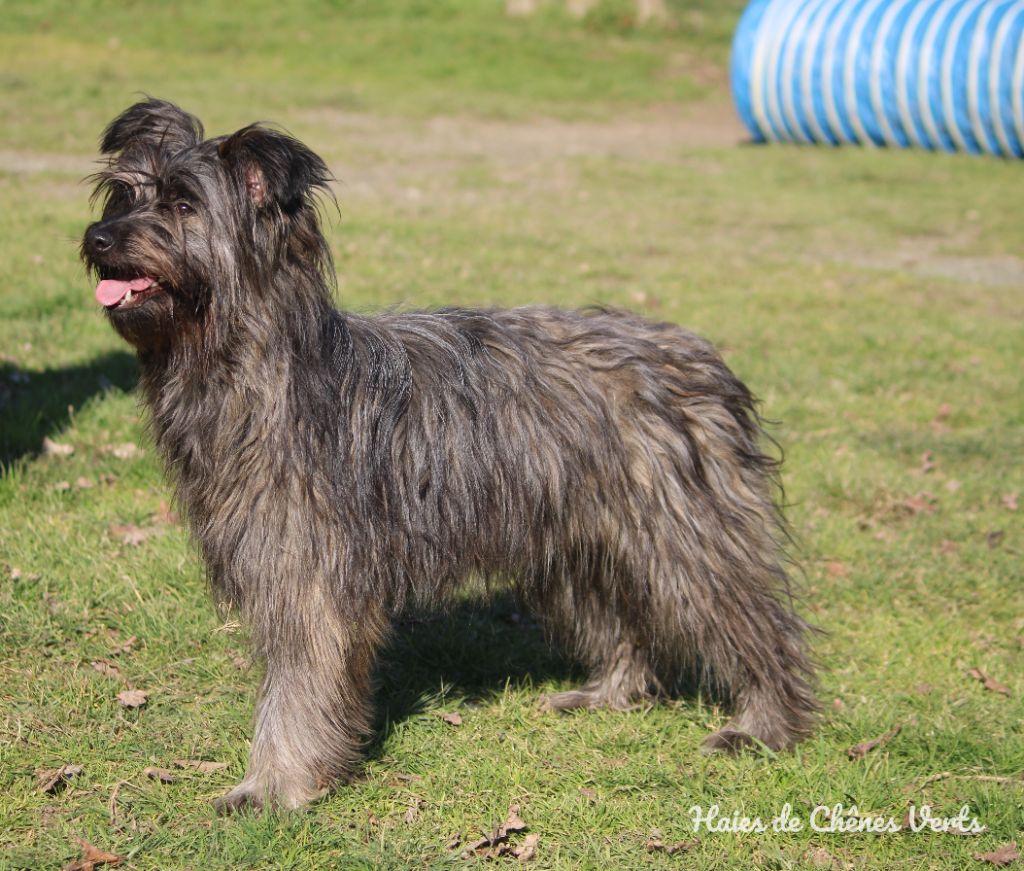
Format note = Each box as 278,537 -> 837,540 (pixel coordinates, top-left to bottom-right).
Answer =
214,595 -> 388,813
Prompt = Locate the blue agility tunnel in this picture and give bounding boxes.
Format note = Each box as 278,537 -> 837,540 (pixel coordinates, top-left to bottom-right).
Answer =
731,0 -> 1024,156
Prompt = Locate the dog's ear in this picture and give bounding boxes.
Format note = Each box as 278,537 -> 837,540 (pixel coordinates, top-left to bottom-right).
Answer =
101,98 -> 204,157
217,125 -> 331,212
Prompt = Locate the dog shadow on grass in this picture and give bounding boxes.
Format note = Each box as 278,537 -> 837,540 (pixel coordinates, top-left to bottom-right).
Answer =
0,350 -> 136,471
370,591 -> 579,750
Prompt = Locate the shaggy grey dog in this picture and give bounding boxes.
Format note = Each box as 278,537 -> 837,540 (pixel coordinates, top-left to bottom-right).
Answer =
82,99 -> 818,812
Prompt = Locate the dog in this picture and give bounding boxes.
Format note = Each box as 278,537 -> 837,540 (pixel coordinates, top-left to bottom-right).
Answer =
81,99 -> 818,812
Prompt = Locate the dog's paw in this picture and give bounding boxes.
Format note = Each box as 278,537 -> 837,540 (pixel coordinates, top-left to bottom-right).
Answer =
542,688 -> 600,712
700,727 -> 756,755
213,776 -> 326,814
213,784 -> 265,815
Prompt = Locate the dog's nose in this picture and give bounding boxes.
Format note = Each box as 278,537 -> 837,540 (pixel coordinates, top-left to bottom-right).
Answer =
86,226 -> 115,254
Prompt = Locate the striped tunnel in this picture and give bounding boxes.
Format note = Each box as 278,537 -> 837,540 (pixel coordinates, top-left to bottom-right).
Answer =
730,0 -> 1024,156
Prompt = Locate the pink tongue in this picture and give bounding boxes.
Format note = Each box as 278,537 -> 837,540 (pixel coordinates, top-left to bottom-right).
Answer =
95,277 -> 155,307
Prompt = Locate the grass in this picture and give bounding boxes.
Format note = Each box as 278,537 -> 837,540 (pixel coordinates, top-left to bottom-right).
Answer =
1,1 -> 1022,868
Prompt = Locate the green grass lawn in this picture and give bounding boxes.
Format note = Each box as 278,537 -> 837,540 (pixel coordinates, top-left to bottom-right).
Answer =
1,1 -> 1022,868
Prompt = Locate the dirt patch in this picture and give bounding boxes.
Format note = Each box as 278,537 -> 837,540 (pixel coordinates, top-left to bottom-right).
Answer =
306,100 -> 745,164
830,237 -> 1024,289
0,103 -> 746,209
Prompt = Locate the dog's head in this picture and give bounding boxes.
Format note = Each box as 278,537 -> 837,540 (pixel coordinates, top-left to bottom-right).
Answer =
82,98 -> 332,351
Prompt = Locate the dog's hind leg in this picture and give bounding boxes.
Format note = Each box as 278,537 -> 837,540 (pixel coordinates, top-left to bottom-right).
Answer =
214,593 -> 389,813
544,636 -> 658,712
533,555 -> 660,712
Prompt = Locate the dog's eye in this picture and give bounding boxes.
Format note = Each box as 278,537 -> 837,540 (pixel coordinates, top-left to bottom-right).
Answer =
175,201 -> 194,217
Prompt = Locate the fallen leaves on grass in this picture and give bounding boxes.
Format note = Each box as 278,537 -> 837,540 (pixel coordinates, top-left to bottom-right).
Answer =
578,787 -> 597,801
36,764 -> 83,794
43,437 -> 74,457
75,477 -> 94,490
846,725 -> 900,760
143,766 -> 175,784
803,847 -> 842,868
403,797 -> 423,824
932,404 -> 953,432
457,804 -> 535,860
975,842 -> 1019,867
173,759 -> 228,774
514,833 -> 540,861
825,561 -> 848,579
52,481 -> 71,492
107,636 -> 137,657
918,450 -> 935,474
116,689 -> 147,708
966,667 -> 1011,696
91,660 -> 122,681
153,500 -> 179,525
645,837 -> 697,855
109,523 -> 157,547
1002,492 -> 1018,511
63,837 -> 122,871
902,493 -> 936,515
107,442 -> 143,461
987,530 -> 1005,549
437,711 -> 463,727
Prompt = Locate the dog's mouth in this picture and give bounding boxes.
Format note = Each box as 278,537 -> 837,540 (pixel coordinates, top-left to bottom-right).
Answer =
95,273 -> 164,311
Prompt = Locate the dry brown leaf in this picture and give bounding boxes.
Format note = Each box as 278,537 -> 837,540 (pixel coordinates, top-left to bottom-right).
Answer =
108,636 -> 137,657
903,493 -> 936,515
36,764 -> 83,794
64,837 -> 123,871
91,660 -> 122,681
847,725 -> 901,760
966,667 -> 1011,696
173,759 -> 228,773
919,450 -> 935,474
825,561 -> 848,579
1001,492 -> 1019,511
110,523 -> 154,547
462,804 -> 529,857
987,530 -> 1005,549
514,832 -> 540,860
75,477 -> 94,490
43,437 -> 74,457
116,689 -> 147,708
143,766 -> 176,783
438,711 -> 462,727
10,567 -> 22,580
975,842 -> 1019,867
803,846 -> 839,868
578,787 -> 597,801
403,798 -> 423,824
646,838 -> 697,855
153,501 -> 180,525
53,481 -> 71,492
505,806 -> 526,832
99,473 -> 118,486
108,442 -> 143,460
939,540 -> 957,555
